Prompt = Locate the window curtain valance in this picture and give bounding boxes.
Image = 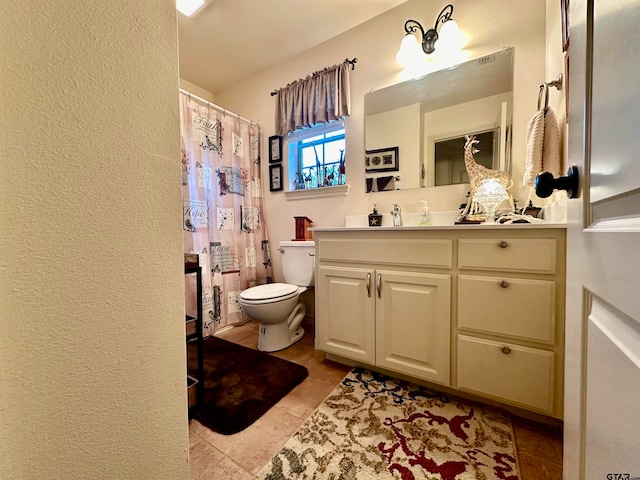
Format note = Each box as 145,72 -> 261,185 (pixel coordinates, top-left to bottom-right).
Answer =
274,58 -> 354,136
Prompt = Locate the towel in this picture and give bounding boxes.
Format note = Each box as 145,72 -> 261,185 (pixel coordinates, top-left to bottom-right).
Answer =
366,176 -> 396,193
376,176 -> 395,191
523,107 -> 561,186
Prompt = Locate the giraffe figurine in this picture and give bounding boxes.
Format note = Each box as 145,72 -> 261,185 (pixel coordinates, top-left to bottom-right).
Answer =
460,135 -> 514,219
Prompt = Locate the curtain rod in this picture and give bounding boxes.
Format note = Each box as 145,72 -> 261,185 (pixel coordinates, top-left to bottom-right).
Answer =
270,58 -> 358,96
179,88 -> 258,126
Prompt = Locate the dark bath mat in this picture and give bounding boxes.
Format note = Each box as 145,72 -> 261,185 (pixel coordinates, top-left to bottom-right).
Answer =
187,335 -> 308,435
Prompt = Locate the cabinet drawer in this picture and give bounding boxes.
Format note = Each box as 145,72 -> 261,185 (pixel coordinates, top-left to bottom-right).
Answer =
458,238 -> 557,274
458,275 -> 556,344
318,238 -> 452,269
457,335 -> 555,414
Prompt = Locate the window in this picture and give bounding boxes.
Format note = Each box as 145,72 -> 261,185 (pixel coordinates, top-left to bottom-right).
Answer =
287,120 -> 345,191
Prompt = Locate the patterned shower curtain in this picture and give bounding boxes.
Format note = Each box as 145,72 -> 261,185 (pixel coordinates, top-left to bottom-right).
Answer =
180,93 -> 273,336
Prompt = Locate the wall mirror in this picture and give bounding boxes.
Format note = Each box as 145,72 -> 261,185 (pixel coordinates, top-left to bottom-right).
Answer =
364,47 -> 514,191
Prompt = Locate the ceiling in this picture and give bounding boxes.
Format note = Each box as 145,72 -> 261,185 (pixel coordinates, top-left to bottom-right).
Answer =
177,0 -> 409,94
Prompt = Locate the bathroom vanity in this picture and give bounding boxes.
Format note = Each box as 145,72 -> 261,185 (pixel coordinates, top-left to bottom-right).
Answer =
312,224 -> 566,419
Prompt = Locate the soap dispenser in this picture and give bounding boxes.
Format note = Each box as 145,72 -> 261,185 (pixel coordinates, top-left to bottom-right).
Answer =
368,204 -> 382,227
419,200 -> 431,226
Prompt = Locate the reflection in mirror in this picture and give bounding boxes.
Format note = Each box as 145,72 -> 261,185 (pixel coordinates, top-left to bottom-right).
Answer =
364,47 -> 514,191
434,130 -> 494,186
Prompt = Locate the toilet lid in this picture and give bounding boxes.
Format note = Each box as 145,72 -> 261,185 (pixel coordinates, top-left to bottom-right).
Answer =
240,283 -> 298,301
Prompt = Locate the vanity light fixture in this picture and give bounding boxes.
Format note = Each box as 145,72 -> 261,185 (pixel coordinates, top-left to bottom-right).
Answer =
396,4 -> 463,66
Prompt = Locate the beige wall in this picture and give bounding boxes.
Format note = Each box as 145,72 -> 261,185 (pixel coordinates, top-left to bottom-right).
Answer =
546,0 -> 566,123
0,2 -> 189,478
213,0 -> 548,283
367,103 -> 421,189
546,0 -> 568,171
180,77 -> 215,103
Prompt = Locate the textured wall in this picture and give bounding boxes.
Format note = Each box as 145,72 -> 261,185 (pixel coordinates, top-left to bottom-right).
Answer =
0,1 -> 189,478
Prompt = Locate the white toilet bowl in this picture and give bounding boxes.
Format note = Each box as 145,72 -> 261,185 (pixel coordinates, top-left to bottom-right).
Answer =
239,283 -> 307,352
239,240 -> 314,352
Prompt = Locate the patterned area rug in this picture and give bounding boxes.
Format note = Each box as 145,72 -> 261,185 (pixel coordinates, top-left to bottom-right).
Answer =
255,368 -> 520,480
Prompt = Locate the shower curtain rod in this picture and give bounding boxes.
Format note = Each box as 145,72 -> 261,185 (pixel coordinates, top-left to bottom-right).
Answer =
179,88 -> 258,126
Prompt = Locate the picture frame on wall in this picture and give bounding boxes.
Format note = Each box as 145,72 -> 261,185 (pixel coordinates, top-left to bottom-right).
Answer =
365,147 -> 399,173
269,164 -> 283,192
561,0 -> 570,52
268,135 -> 282,163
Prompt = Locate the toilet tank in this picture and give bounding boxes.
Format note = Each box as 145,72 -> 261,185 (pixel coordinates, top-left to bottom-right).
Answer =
280,240 -> 315,286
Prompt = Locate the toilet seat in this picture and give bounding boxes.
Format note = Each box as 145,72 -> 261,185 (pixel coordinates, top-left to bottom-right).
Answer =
240,283 -> 299,304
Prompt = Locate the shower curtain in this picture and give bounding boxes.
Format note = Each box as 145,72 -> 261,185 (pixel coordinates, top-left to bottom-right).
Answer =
180,93 -> 272,336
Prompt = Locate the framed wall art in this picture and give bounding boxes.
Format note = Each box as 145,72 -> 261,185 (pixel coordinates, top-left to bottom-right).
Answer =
269,164 -> 283,192
365,147 -> 399,173
268,135 -> 282,163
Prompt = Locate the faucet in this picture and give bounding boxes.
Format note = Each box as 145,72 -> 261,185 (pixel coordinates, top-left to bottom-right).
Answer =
390,204 -> 402,226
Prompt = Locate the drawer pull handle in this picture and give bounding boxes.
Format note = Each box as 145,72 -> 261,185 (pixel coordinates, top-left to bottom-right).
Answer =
377,273 -> 382,298
366,273 -> 372,297
499,280 -> 510,288
501,346 -> 512,355
498,241 -> 509,248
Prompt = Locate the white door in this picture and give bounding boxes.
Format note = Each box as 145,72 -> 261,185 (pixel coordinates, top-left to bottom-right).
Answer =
564,0 -> 640,478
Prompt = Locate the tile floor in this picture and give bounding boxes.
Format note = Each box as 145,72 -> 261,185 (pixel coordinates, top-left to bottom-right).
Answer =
188,322 -> 563,479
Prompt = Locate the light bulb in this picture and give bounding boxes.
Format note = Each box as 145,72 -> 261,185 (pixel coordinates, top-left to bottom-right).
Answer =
396,34 -> 423,67
437,19 -> 464,54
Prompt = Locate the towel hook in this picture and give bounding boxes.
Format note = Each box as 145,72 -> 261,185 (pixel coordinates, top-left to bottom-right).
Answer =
547,73 -> 563,90
537,73 -> 564,111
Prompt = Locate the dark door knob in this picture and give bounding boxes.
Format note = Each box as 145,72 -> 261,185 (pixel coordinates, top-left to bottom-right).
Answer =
535,166 -> 579,198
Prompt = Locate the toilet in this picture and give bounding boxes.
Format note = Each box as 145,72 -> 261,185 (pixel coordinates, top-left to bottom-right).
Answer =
239,241 -> 314,352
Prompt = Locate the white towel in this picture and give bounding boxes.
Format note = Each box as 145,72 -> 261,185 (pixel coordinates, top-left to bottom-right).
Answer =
523,107 -> 561,186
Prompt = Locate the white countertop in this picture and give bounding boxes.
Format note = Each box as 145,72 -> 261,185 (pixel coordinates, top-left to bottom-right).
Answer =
310,222 -> 567,232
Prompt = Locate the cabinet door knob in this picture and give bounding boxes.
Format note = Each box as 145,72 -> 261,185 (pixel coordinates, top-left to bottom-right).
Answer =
501,346 -> 511,355
377,273 -> 382,299
499,280 -> 509,288
498,241 -> 509,248
366,273 -> 372,297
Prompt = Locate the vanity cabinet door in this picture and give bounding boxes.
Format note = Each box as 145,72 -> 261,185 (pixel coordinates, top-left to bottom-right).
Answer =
375,270 -> 451,385
315,265 -> 375,363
